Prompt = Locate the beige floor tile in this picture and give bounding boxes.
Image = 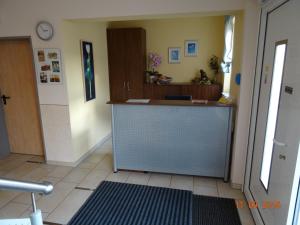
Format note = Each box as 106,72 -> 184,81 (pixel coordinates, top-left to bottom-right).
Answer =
39,176 -> 61,185
63,168 -> 90,183
193,177 -> 218,188
193,185 -> 219,197
78,169 -> 110,189
46,189 -> 92,224
0,202 -> 29,218
12,192 -> 41,205
36,181 -> 76,213
83,154 -> 105,164
148,173 -> 171,188
0,191 -> 20,208
23,167 -> 54,181
0,170 -> 7,176
170,175 -> 193,191
77,161 -> 97,170
217,181 -> 244,199
105,171 -> 130,183
126,172 -> 150,185
94,154 -> 113,171
48,166 -> 72,178
4,163 -> 40,179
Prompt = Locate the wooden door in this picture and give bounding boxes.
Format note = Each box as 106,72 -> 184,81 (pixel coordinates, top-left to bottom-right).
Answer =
124,28 -> 146,99
107,29 -> 127,101
0,39 -> 44,156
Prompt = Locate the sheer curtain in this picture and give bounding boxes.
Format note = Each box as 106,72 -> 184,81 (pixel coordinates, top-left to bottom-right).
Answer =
222,15 -> 235,96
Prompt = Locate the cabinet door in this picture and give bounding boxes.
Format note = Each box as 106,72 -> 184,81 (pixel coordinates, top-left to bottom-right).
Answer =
124,29 -> 146,99
107,29 -> 127,101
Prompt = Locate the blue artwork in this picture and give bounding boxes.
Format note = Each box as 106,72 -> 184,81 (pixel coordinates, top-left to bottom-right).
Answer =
169,47 -> 180,63
171,50 -> 179,60
185,40 -> 198,56
235,73 -> 241,85
81,41 -> 96,101
187,43 -> 196,54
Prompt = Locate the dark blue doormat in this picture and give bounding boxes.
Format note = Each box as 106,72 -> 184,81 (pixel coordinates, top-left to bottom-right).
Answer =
193,195 -> 242,225
68,181 -> 192,225
68,181 -> 242,225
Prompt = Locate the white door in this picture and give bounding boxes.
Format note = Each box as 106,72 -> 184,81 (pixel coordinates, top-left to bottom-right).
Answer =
249,0 -> 300,224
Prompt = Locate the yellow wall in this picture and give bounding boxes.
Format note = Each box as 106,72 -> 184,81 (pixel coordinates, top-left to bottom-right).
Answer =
109,16 -> 225,82
62,21 -> 111,161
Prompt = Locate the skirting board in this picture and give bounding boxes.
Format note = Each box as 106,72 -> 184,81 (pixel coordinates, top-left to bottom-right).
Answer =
46,132 -> 111,167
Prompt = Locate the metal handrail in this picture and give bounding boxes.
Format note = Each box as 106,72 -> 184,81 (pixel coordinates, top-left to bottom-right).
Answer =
0,177 -> 53,225
0,177 -> 53,195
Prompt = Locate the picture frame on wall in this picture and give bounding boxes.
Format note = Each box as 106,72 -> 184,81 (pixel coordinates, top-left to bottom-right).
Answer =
185,40 -> 198,57
81,40 -> 96,102
34,48 -> 63,84
168,47 -> 181,64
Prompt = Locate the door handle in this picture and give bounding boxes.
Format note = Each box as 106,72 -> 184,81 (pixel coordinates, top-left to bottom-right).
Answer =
279,154 -> 286,160
127,82 -> 131,91
273,139 -> 287,147
1,95 -> 11,105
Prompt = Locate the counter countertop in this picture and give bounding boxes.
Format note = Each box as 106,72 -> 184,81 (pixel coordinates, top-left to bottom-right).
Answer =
107,100 -> 233,107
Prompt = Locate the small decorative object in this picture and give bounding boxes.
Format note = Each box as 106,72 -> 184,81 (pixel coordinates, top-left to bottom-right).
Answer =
191,69 -> 212,85
235,73 -> 241,85
185,40 -> 198,57
168,47 -> 180,64
209,55 -> 220,82
36,21 -> 54,41
156,74 -> 172,85
34,48 -> 62,84
81,40 -> 96,101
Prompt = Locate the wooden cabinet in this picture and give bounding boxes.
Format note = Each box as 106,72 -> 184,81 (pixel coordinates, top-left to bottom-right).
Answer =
144,83 -> 222,101
107,28 -> 146,101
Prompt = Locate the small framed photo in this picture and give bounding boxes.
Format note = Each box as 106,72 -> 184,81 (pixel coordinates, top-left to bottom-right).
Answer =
185,40 -> 198,57
168,47 -> 181,64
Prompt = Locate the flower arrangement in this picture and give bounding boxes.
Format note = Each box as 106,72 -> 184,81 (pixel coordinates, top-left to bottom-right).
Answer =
148,52 -> 162,72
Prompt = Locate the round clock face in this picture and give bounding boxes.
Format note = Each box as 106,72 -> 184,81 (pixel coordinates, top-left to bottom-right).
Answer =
36,21 -> 54,41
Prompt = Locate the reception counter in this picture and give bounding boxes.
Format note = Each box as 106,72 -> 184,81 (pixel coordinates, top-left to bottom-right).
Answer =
108,100 -> 233,181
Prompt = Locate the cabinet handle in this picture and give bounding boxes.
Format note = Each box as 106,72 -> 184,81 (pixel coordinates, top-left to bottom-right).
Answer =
127,82 -> 130,91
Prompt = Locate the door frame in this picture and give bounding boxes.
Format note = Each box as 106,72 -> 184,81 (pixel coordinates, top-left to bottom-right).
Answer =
244,0 -> 297,224
0,36 -> 46,157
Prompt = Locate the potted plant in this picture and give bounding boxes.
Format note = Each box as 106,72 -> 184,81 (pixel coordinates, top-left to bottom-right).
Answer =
208,55 -> 220,83
146,52 -> 162,83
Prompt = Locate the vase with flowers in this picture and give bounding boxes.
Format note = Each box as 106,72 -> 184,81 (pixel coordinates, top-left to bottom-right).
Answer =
146,52 -> 162,83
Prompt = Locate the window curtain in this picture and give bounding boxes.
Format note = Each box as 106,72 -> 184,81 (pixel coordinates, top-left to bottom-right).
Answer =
221,16 -> 235,73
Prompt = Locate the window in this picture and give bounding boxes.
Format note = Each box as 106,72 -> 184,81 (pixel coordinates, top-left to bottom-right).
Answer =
222,16 -> 235,97
260,41 -> 287,190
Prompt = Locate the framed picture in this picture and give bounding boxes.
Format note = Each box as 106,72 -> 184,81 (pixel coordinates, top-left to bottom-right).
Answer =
34,48 -> 62,84
185,40 -> 198,57
168,47 -> 181,64
81,40 -> 96,102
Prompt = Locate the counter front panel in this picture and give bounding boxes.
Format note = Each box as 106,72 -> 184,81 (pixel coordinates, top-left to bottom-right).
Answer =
111,103 -> 233,181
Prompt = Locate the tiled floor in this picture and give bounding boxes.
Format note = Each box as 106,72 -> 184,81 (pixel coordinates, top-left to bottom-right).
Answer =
0,139 -> 255,225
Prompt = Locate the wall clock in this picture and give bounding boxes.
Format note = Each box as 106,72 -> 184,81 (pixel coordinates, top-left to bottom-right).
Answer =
36,21 -> 54,41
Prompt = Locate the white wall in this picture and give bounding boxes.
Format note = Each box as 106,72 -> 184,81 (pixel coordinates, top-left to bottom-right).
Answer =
0,0 -> 260,186
231,0 -> 261,186
62,21 -> 111,162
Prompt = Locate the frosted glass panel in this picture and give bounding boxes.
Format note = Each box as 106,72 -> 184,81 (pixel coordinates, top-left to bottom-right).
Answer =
260,42 -> 287,190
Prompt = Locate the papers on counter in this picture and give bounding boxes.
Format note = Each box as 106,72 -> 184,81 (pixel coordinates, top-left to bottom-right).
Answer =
126,99 -> 150,103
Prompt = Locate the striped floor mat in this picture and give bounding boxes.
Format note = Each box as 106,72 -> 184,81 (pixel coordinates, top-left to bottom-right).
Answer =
68,181 -> 192,225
